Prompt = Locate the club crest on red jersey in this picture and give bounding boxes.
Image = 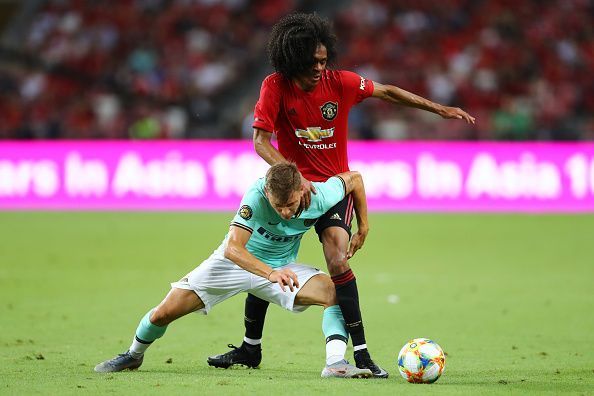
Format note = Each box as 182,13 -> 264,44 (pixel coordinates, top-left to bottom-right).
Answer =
320,102 -> 338,121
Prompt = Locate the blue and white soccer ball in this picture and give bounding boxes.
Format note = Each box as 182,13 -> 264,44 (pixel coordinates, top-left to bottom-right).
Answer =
397,338 -> 445,383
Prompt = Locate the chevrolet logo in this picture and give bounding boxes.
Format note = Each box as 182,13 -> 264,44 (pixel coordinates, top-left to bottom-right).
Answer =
295,127 -> 335,142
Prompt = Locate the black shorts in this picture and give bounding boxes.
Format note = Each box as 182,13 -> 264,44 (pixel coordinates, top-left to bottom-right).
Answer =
314,194 -> 354,241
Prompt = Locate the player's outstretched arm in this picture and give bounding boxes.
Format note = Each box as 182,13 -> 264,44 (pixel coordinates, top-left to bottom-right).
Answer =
372,82 -> 475,124
336,171 -> 369,259
225,225 -> 299,291
253,128 -> 317,209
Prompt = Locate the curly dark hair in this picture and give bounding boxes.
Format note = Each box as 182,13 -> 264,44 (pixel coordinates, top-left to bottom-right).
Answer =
267,13 -> 337,79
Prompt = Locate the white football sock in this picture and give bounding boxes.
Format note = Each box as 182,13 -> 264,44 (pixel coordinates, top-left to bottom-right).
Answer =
326,339 -> 347,366
129,338 -> 150,358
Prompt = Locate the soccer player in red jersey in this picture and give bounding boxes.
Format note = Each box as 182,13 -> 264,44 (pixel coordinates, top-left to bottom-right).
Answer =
208,13 -> 475,377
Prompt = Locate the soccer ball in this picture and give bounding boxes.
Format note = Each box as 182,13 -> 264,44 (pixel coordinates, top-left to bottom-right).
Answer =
397,338 -> 445,383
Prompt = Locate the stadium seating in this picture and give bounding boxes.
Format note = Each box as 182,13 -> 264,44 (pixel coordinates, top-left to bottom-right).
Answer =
0,0 -> 297,139
0,0 -> 592,140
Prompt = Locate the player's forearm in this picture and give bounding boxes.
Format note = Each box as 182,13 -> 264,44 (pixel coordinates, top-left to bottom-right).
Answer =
224,243 -> 274,280
340,172 -> 369,229
381,85 -> 444,116
350,175 -> 369,230
253,129 -> 288,166
353,196 -> 368,230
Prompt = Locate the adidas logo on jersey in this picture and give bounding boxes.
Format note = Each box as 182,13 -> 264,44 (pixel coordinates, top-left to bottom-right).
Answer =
330,213 -> 342,221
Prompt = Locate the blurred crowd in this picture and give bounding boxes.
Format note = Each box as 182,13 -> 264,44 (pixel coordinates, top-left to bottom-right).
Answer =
1,0 -> 593,140
336,0 -> 594,140
0,0 -> 295,139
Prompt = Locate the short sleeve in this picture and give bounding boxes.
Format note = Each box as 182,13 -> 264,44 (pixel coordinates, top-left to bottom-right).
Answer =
309,176 -> 346,216
230,184 -> 263,233
340,70 -> 374,105
253,75 -> 281,133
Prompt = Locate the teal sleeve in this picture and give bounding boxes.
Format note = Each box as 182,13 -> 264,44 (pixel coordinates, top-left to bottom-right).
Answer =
230,182 -> 264,233
309,177 -> 346,217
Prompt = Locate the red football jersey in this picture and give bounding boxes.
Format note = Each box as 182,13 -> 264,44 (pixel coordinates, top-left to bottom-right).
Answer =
253,69 -> 374,182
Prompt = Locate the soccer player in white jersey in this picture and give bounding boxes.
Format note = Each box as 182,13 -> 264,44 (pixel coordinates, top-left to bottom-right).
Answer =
94,163 -> 372,378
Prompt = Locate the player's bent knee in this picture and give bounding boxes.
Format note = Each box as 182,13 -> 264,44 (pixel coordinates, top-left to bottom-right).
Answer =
321,229 -> 351,275
150,289 -> 204,326
295,274 -> 336,307
324,251 -> 350,276
323,276 -> 338,306
150,306 -> 174,326
326,257 -> 350,276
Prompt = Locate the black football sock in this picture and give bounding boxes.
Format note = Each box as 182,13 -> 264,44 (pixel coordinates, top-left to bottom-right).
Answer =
243,293 -> 270,343
331,269 -> 367,348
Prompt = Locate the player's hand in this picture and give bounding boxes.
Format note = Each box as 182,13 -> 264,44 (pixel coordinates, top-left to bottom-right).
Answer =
347,225 -> 369,259
300,176 -> 317,210
268,268 -> 300,292
438,106 -> 475,124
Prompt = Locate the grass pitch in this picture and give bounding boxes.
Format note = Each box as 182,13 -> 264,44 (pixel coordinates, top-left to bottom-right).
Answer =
1,212 -> 593,395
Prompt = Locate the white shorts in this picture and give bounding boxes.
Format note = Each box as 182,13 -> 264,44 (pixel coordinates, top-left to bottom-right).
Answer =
171,252 -> 323,314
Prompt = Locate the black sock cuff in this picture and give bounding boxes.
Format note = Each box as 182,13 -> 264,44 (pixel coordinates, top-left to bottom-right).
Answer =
325,334 -> 348,344
135,335 -> 153,345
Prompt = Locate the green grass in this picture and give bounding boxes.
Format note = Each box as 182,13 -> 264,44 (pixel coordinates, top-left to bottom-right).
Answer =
1,212 -> 593,395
